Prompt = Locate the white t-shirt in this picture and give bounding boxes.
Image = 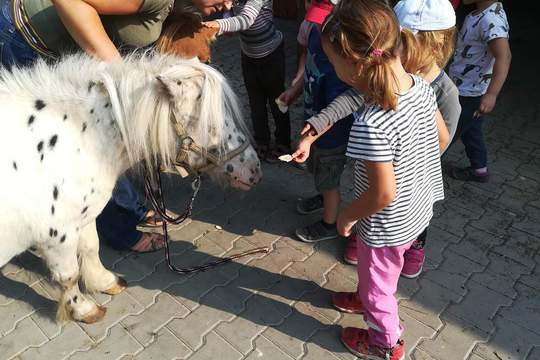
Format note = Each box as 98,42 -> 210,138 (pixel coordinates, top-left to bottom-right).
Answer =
449,2 -> 509,97
347,75 -> 444,248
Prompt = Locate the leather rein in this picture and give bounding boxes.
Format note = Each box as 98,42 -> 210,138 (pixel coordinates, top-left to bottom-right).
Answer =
143,120 -> 269,275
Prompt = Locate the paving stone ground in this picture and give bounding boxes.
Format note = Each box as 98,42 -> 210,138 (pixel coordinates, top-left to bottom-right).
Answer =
1,11 -> 539,360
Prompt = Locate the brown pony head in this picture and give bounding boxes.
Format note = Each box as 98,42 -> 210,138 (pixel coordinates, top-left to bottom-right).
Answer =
156,13 -> 218,63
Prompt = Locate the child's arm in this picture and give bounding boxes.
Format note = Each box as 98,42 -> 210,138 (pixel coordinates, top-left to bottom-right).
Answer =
292,90 -> 363,163
477,38 -> 512,116
304,88 -> 364,135
337,160 -> 396,236
278,48 -> 306,106
435,110 -> 450,153
204,0 -> 265,35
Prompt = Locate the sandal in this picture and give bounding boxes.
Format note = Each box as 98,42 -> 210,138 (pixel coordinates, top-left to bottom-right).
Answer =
130,232 -> 166,253
138,210 -> 164,228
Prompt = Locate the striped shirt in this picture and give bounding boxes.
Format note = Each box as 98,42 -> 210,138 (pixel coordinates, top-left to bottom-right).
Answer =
347,75 -> 444,248
216,0 -> 283,59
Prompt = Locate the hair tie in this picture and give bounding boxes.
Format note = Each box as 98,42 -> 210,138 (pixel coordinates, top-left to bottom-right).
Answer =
371,48 -> 384,57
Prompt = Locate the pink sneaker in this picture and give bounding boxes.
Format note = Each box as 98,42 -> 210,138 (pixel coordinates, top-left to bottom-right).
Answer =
401,246 -> 425,279
344,234 -> 358,265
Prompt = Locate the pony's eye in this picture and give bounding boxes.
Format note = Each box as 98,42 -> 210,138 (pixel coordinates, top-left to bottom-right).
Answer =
176,81 -> 182,86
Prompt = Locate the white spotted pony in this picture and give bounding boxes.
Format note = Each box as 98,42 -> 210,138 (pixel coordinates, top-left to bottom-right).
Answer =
0,52 -> 261,323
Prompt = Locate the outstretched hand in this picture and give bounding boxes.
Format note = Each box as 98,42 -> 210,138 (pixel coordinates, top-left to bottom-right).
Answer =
292,134 -> 315,163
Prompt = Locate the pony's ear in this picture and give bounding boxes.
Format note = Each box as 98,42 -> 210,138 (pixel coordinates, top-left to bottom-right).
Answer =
156,75 -> 179,99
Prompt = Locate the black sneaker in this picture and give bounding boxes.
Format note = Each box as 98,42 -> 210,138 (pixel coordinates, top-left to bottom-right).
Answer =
295,220 -> 339,243
449,166 -> 489,183
296,194 -> 324,215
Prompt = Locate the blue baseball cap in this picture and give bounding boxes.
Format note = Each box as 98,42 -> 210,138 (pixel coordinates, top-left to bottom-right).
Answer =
394,0 -> 456,33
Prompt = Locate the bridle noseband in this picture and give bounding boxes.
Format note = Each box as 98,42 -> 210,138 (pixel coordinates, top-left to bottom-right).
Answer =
172,122 -> 251,177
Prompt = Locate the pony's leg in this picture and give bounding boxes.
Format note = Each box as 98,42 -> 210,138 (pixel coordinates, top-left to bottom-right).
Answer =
78,221 -> 127,295
40,239 -> 105,323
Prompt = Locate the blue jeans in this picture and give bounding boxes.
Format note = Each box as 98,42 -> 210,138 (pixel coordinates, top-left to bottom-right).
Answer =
454,96 -> 487,169
1,2 -> 147,249
97,176 -> 148,250
0,0 -> 37,68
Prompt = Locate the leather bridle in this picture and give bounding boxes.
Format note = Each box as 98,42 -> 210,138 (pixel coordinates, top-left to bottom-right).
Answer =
143,109 -> 268,275
171,122 -> 251,177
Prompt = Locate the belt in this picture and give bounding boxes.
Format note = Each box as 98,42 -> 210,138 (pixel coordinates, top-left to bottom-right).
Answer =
10,0 -> 57,59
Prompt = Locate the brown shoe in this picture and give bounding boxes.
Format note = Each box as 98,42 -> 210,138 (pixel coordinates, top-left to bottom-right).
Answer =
130,232 -> 166,253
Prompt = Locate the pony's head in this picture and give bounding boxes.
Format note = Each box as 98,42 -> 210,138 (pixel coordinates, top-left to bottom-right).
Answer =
154,60 -> 262,190
103,54 -> 261,190
155,13 -> 218,63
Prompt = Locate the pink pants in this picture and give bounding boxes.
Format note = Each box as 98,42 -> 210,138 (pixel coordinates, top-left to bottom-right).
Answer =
356,237 -> 414,348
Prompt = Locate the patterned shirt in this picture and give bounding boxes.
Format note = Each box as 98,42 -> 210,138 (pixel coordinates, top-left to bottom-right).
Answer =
216,0 -> 283,59
347,76 -> 444,248
449,2 -> 509,97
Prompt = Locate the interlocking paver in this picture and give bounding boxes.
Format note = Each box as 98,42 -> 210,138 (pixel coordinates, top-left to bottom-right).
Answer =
444,281 -> 511,333
17,322 -> 93,359
0,317 -> 48,359
416,313 -> 489,360
471,317 -> 540,360
167,297 -> 236,351
491,228 -> 540,269
244,336 -> 294,360
187,331 -> 243,360
422,249 -> 485,296
78,291 -> 145,342
121,293 -> 190,346
400,278 -> 461,330
125,328 -> 192,360
497,283 -> 540,336
69,324 -> 143,360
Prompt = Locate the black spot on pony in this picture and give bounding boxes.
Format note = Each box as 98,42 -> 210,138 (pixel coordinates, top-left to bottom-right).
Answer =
35,99 -> 46,110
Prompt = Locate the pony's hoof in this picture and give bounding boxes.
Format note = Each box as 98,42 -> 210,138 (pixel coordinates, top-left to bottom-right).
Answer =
80,305 -> 107,324
103,277 -> 128,295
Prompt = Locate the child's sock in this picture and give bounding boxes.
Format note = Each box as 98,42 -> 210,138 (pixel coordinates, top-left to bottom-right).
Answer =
321,220 -> 336,230
474,167 -> 488,175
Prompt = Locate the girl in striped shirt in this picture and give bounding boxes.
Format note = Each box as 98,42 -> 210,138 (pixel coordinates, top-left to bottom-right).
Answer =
204,0 -> 291,162
294,0 -> 449,358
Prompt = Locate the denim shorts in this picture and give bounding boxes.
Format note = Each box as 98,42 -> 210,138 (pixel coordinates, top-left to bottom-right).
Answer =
0,0 -> 38,68
307,144 -> 348,193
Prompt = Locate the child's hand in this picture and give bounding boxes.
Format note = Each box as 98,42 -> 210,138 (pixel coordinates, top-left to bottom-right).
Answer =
202,21 -> 220,29
476,93 -> 497,117
292,135 -> 314,163
337,211 -> 357,237
300,123 -> 317,136
277,88 -> 295,106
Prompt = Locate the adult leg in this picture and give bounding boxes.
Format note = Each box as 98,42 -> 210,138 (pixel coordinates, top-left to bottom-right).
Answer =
241,52 -> 270,148
96,176 -> 164,251
111,176 -> 147,218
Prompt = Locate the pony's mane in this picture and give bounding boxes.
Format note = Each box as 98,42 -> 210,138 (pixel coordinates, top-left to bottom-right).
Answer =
0,51 -> 248,175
